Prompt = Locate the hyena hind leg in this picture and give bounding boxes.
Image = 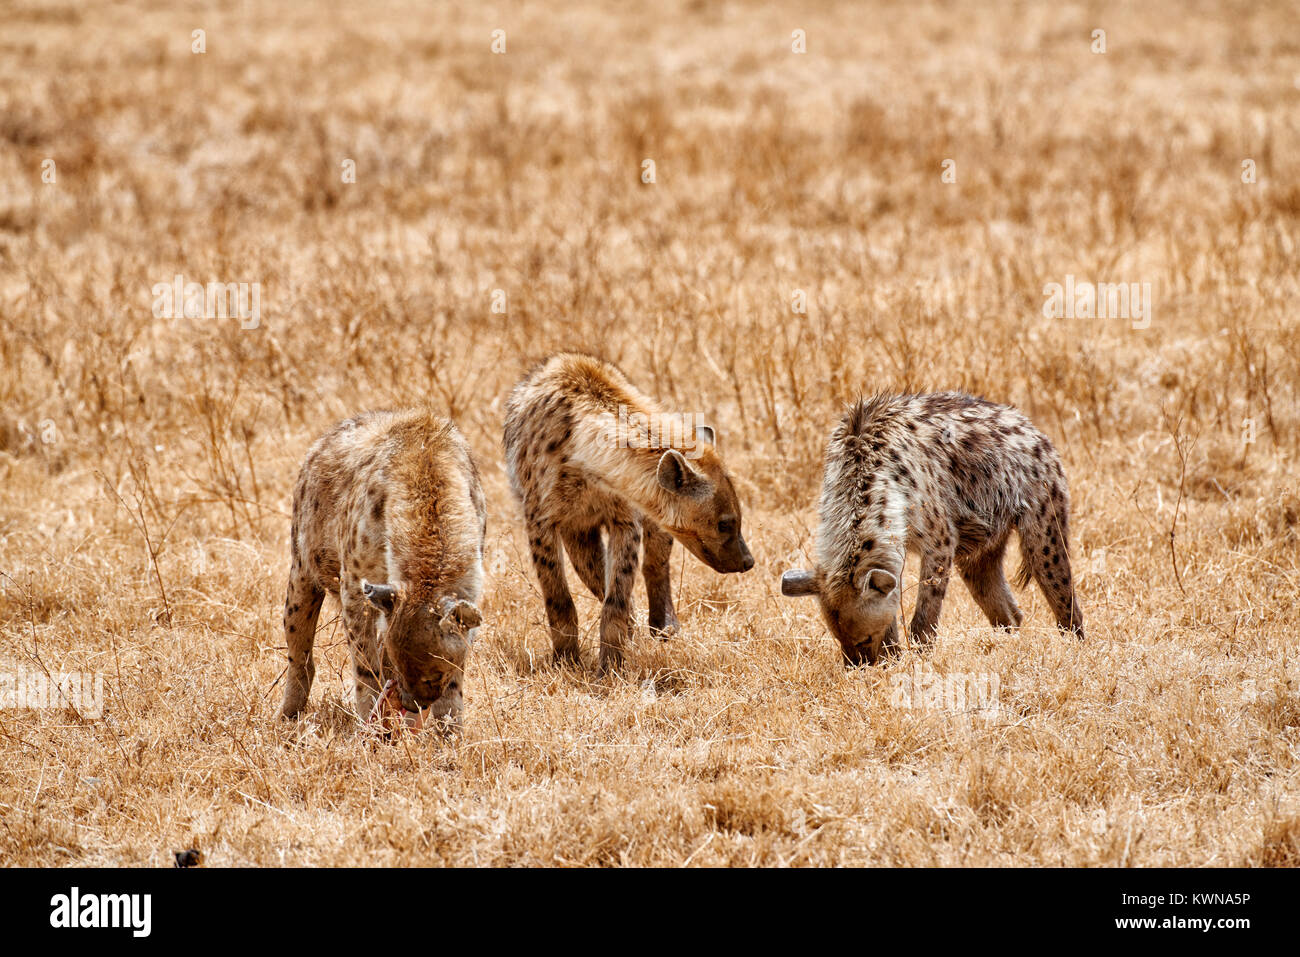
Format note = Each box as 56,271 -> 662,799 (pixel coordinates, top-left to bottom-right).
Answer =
281,560 -> 325,719
528,515 -> 583,663
1016,519 -> 1084,639
642,520 -> 679,637
958,541 -> 1023,631
597,519 -> 642,672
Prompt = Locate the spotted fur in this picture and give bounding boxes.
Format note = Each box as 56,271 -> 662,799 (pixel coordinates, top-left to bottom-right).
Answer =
782,392 -> 1083,664
280,410 -> 486,724
504,353 -> 754,671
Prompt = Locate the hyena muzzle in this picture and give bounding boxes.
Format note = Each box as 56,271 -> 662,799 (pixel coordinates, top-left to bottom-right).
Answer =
781,392 -> 1083,664
280,409 -> 485,726
504,352 -> 754,671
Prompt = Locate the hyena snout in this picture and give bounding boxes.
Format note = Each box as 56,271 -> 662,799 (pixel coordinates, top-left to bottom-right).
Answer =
656,450 -> 754,574
836,618 -> 899,666
712,533 -> 755,573
781,567 -> 899,665
383,645 -> 465,723
840,638 -> 877,666
398,672 -> 462,720
365,584 -> 478,722
822,603 -> 898,666
668,522 -> 754,574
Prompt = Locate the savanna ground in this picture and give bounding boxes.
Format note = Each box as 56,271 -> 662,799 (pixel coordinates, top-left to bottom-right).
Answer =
1,0 -> 1299,867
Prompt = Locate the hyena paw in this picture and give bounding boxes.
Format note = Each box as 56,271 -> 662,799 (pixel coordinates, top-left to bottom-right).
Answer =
649,618 -> 680,641
552,643 -> 584,667
597,647 -> 626,674
280,702 -> 306,720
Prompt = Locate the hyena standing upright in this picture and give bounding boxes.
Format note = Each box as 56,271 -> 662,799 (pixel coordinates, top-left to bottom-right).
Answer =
504,353 -> 754,671
781,393 -> 1083,664
280,410 -> 486,726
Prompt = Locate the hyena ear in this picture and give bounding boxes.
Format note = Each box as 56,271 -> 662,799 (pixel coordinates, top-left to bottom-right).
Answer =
657,449 -> 708,497
695,423 -> 716,448
780,569 -> 819,597
438,597 -> 482,632
362,580 -> 399,614
865,568 -> 897,597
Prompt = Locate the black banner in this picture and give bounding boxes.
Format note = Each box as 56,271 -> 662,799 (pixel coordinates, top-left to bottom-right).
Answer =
1,867 -> 1278,945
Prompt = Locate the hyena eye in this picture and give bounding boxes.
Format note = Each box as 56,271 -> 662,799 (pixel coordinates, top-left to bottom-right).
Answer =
717,518 -> 736,535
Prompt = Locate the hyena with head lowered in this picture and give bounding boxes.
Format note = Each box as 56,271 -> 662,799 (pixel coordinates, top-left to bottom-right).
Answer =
504,353 -> 754,671
781,393 -> 1083,664
280,410 -> 486,726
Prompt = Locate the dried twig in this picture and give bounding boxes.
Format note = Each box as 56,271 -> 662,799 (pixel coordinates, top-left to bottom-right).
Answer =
97,471 -> 173,625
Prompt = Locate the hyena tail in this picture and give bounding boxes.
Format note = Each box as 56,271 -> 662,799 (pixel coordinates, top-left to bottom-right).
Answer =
1014,496 -> 1084,639
561,525 -> 606,600
1011,551 -> 1033,590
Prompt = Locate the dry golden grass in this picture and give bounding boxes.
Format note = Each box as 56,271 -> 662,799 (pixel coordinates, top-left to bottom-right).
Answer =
1,0 -> 1298,866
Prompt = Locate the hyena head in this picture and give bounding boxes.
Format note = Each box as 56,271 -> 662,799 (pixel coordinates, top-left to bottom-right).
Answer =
655,445 -> 754,574
361,581 -> 481,723
780,563 -> 900,665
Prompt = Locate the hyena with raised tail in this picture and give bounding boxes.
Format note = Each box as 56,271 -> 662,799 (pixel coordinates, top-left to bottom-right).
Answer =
504,353 -> 754,671
781,392 -> 1083,664
280,410 -> 486,726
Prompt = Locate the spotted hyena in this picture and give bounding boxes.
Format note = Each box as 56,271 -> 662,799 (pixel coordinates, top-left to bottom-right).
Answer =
280,410 -> 486,726
504,353 -> 754,671
781,392 -> 1083,664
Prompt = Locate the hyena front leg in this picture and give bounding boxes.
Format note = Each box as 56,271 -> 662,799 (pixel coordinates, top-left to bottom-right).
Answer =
642,520 -> 679,637
909,545 -> 954,647
958,539 -> 1023,630
599,518 -> 642,671
528,514 -> 582,663
281,555 -> 325,718
340,581 -> 384,718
